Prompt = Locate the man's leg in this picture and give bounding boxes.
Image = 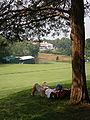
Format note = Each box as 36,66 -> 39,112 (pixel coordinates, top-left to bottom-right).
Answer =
31,83 -> 46,97
42,82 -> 49,89
31,83 -> 38,96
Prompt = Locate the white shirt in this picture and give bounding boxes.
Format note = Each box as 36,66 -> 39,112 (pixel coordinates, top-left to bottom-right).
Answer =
45,88 -> 55,98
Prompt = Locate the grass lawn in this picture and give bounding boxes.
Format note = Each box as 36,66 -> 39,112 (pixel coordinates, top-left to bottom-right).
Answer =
0,62 -> 72,98
0,62 -> 90,120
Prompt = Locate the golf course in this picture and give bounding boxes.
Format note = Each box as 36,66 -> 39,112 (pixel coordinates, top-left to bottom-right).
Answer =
0,62 -> 72,98
0,62 -> 90,120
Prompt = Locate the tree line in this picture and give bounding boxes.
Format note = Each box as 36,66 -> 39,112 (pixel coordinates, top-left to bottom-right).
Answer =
41,38 -> 72,56
0,35 -> 90,60
0,35 -> 39,62
41,37 -> 90,57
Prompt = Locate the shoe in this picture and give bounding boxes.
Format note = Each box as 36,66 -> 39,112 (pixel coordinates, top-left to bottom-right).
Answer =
29,93 -> 34,96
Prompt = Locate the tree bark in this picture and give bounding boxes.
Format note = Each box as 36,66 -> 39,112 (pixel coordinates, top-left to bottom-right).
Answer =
70,0 -> 89,104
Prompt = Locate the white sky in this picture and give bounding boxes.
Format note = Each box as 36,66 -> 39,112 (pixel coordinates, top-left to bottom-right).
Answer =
43,16 -> 90,40
85,17 -> 90,39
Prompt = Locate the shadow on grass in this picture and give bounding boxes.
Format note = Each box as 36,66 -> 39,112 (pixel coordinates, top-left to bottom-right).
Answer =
0,82 -> 90,120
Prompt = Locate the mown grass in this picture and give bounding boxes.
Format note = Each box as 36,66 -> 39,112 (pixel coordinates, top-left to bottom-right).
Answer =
0,62 -> 90,120
0,62 -> 72,98
0,83 -> 90,120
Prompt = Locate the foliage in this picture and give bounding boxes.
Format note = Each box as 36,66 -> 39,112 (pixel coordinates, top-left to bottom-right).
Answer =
0,0 -> 90,41
40,49 -> 53,54
7,41 -> 39,57
85,38 -> 90,57
42,38 -> 72,56
0,37 -> 39,63
0,0 -> 70,40
0,35 -> 9,58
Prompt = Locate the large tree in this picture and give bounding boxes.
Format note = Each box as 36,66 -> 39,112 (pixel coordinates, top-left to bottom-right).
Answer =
0,0 -> 90,104
70,0 -> 89,104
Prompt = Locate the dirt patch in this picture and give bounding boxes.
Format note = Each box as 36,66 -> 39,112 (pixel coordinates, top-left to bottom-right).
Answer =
38,53 -> 72,62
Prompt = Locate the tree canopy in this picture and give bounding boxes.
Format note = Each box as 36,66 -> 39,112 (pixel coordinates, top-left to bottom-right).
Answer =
0,0 -> 89,41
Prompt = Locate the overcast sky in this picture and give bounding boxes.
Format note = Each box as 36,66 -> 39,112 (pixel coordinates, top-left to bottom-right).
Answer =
85,17 -> 90,39
44,16 -> 90,40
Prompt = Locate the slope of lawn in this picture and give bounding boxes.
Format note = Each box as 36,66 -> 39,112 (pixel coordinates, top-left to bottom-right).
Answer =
0,62 -> 90,120
0,85 -> 90,120
0,62 -> 72,98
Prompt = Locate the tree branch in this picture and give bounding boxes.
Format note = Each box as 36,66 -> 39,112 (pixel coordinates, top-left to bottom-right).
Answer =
0,12 -> 69,30
39,6 -> 70,14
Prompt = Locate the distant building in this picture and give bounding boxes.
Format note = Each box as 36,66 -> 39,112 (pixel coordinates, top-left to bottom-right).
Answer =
30,41 -> 55,51
39,41 -> 55,51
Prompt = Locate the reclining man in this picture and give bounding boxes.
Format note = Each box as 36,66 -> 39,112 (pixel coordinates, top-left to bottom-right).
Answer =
30,82 -> 70,99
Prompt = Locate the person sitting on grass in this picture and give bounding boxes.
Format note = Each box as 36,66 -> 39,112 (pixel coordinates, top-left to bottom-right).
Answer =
30,82 -> 70,99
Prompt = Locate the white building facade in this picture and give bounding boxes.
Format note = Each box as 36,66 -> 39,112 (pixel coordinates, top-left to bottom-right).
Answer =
39,41 -> 55,51
31,41 -> 55,51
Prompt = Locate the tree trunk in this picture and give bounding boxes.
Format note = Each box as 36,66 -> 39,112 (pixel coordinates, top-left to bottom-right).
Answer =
70,0 -> 89,104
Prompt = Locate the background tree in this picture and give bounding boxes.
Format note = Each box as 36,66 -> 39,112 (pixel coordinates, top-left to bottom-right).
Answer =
85,38 -> 90,58
8,41 -> 39,57
0,35 -> 39,63
43,38 -> 72,56
0,0 -> 90,104
0,35 -> 8,57
57,38 -> 71,56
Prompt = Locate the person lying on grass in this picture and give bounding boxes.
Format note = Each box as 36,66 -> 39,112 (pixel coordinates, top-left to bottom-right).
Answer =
30,82 -> 71,99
